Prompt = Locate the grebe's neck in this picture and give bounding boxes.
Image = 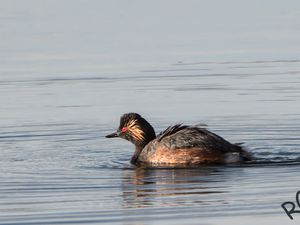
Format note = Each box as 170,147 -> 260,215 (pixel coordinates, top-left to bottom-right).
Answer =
130,131 -> 155,165
130,145 -> 144,165
126,116 -> 156,165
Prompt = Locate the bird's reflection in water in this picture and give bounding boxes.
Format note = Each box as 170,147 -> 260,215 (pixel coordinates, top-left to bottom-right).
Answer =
122,167 -> 230,208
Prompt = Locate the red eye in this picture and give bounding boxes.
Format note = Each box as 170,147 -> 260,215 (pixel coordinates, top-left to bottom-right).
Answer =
121,127 -> 127,133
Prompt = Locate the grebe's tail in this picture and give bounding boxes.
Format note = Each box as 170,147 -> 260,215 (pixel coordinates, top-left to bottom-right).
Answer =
234,143 -> 252,161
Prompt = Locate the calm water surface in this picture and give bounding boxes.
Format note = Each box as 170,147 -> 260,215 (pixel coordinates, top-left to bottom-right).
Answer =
1,1 -> 300,224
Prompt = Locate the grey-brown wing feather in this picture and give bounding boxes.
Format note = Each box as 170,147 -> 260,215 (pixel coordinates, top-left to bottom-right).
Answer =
157,124 -> 188,141
157,125 -> 240,153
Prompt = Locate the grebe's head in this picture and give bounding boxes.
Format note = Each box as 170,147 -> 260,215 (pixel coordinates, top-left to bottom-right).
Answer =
106,113 -> 156,147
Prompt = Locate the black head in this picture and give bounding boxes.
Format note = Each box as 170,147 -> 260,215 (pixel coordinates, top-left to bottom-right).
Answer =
106,113 -> 156,147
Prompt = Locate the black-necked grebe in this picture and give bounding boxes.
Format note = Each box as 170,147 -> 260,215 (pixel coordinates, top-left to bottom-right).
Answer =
106,113 -> 251,167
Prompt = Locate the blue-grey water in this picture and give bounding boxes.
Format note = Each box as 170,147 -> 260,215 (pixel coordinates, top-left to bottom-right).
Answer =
1,1 -> 300,224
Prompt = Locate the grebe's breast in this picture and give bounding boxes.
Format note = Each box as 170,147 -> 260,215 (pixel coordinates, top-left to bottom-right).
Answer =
137,126 -> 247,167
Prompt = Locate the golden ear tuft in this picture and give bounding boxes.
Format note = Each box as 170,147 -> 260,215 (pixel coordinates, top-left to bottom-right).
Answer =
127,119 -> 137,129
131,127 -> 145,142
127,119 -> 145,142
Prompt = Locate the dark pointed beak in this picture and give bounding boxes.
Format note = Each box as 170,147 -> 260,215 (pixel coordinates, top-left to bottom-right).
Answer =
105,131 -> 120,138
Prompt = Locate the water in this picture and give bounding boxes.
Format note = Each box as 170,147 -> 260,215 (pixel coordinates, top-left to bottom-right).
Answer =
1,1 -> 300,224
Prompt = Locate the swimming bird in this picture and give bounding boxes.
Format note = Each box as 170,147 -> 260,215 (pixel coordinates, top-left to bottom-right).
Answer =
106,113 -> 251,167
